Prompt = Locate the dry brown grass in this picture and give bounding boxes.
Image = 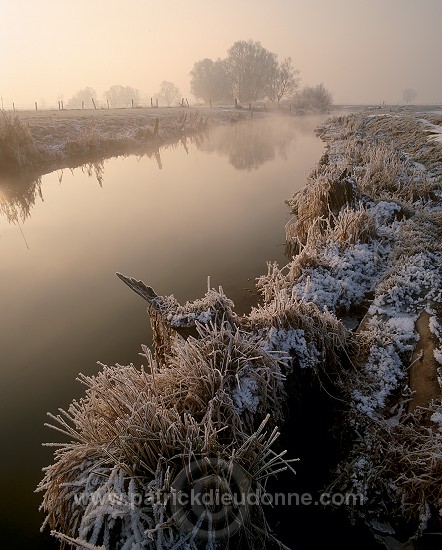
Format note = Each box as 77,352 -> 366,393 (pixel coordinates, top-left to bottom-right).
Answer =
249,288 -> 354,374
0,111 -> 46,168
364,114 -> 442,178
38,108 -> 442,547
1,107 -> 245,181
287,173 -> 358,247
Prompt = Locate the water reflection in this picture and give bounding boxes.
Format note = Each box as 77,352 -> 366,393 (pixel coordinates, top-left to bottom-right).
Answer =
0,114 -> 327,549
197,118 -> 297,170
0,117 -> 304,223
0,174 -> 43,223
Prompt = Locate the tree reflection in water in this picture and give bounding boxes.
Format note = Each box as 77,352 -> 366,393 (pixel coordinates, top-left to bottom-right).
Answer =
0,117 -> 302,224
196,118 -> 297,171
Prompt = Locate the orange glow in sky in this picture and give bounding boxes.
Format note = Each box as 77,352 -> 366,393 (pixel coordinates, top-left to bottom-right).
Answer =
0,0 -> 441,108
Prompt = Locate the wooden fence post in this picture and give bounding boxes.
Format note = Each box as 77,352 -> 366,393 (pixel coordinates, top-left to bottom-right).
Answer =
186,98 -> 190,108
107,99 -> 109,109
92,98 -> 96,109
209,98 -> 212,108
151,97 -> 153,107
153,117 -> 159,136
13,102 -> 15,111
156,98 -> 158,108
82,100 -> 84,110
131,98 -> 134,108
61,100 -> 64,110
35,102 -> 38,111
235,98 -> 238,108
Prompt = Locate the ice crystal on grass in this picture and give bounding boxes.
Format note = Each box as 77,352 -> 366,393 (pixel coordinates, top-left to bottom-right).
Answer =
39,108 -> 442,547
38,316 -> 296,549
309,110 -> 442,538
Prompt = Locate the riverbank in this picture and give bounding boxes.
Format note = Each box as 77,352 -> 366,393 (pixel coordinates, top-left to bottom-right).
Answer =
37,107 -> 442,549
283,108 -> 442,546
1,116 -> 328,550
0,106 -> 267,178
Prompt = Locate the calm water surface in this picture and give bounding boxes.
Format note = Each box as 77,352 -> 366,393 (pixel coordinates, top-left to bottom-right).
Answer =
0,115 -> 326,548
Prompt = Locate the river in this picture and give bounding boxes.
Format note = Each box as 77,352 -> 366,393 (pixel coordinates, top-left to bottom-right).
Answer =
0,114 -> 327,548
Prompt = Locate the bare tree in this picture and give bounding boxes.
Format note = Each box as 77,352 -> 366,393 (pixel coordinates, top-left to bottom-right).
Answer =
402,88 -> 417,104
266,57 -> 300,104
157,81 -> 181,107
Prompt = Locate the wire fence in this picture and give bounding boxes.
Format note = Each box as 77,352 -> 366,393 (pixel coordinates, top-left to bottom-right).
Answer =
0,96 -> 196,112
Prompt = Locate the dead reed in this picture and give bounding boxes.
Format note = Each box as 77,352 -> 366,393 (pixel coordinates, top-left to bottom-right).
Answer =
0,111 -> 45,168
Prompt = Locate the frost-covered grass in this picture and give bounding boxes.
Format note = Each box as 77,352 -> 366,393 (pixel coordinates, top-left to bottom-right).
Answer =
38,295 -> 299,549
289,110 -> 442,540
38,109 -> 442,548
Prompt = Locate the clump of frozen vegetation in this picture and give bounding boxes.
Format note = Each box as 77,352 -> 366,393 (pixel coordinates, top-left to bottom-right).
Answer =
39,109 -> 442,548
38,312 -> 295,549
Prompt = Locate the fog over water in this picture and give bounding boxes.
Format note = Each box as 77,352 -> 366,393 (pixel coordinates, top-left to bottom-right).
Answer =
1,0 -> 441,107
0,115 -> 327,548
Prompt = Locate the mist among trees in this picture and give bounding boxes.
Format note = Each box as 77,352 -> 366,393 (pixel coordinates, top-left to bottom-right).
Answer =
191,40 -> 298,104
292,84 -> 333,112
190,39 -> 330,110
403,88 -> 417,104
66,87 -> 97,109
156,81 -> 181,107
190,59 -> 232,104
104,85 -> 140,108
63,40 -> 332,112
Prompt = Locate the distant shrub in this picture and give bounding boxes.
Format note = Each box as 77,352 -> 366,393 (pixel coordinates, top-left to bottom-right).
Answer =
292,83 -> 333,112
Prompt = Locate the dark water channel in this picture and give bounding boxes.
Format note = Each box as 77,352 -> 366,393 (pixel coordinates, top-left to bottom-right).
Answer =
0,115 -> 352,548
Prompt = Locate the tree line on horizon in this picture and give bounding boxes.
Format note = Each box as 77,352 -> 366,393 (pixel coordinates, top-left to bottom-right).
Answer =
62,39 -> 332,111
65,82 -> 182,110
190,39 -> 333,111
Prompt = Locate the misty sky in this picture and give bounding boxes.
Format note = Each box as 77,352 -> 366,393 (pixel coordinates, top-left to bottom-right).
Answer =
0,0 -> 441,108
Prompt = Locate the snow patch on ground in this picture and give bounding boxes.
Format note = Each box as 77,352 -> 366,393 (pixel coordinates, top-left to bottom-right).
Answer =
419,118 -> 442,143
